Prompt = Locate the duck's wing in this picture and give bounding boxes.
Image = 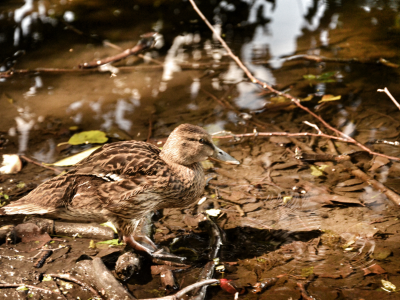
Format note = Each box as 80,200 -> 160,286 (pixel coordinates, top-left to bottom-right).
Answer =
0,141 -> 168,218
75,140 -> 164,178
74,141 -> 171,218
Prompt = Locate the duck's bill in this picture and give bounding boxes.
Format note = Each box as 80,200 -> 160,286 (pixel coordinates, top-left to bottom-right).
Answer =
209,146 -> 240,165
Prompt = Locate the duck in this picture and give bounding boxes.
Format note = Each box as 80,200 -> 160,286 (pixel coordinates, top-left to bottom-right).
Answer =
0,124 -> 239,260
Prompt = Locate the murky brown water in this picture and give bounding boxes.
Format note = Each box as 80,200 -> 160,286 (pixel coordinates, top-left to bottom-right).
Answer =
1,0 -> 400,299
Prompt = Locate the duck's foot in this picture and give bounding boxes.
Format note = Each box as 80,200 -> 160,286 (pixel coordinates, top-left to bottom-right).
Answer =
123,235 -> 187,264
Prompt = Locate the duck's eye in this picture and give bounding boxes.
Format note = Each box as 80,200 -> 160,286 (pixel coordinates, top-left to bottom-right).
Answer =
199,138 -> 205,144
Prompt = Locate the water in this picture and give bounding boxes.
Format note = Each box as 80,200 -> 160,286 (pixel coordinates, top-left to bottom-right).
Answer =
1,0 -> 400,299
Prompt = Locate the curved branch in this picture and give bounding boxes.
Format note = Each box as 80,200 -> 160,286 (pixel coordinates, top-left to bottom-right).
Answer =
188,0 -> 400,162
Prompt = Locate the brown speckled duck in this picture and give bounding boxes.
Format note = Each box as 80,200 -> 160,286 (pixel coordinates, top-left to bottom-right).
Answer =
1,124 -> 239,260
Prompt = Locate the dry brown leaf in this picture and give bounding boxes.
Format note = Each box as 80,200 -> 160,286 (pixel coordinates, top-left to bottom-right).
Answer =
13,223 -> 51,243
363,264 -> 387,276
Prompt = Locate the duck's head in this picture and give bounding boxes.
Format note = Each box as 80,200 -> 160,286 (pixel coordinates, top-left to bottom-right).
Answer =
160,124 -> 240,166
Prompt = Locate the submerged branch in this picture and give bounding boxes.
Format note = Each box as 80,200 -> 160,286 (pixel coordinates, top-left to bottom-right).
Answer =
79,32 -> 158,69
284,54 -> 399,68
378,87 -> 400,111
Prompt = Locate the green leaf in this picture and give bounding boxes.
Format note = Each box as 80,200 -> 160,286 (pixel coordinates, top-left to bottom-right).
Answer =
16,285 -> 29,291
42,275 -> 53,281
303,74 -> 316,80
68,130 -> 108,145
16,182 -> 25,189
303,71 -> 337,83
96,239 -> 124,246
301,266 -> 314,277
48,146 -> 101,167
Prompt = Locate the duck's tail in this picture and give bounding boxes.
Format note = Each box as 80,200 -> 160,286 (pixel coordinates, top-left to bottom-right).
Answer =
0,204 -> 49,216
0,201 -> 52,216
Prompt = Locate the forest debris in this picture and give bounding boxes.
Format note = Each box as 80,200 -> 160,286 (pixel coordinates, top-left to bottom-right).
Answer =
363,264 -> 387,276
369,156 -> 390,172
46,273 -> 101,298
34,249 -> 52,268
336,178 -> 364,187
333,183 -> 368,192
79,32 -> 158,69
151,265 -> 189,275
0,154 -> 22,174
271,161 -> 299,170
381,279 -> 396,292
219,279 -> 245,294
378,87 -> 400,110
67,130 -> 108,145
251,277 -> 278,293
296,282 -> 314,300
319,95 -> 341,103
351,168 -> 400,205
53,222 -> 116,240
0,283 -> 60,295
141,279 -> 219,300
184,213 -> 207,227
13,223 -> 51,243
372,247 -> 392,260
73,257 -> 136,299
160,269 -> 177,289
115,251 -> 140,281
307,195 -> 363,206
242,202 -> 263,213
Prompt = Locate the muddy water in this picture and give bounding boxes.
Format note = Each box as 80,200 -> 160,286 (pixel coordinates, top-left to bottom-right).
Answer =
1,0 -> 400,299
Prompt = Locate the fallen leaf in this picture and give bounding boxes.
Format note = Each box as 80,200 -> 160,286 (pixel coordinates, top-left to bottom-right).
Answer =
0,154 -> 22,174
96,239 -> 124,246
13,223 -> 51,243
48,146 -> 100,166
369,156 -> 390,172
310,165 -> 325,177
220,279 -> 245,294
363,264 -> 387,276
68,130 -> 108,145
381,279 -> 396,292
319,95 -> 341,103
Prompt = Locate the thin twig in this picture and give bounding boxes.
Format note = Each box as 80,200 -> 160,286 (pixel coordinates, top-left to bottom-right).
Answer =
147,118 -> 153,143
283,54 -> 399,68
0,283 -> 60,294
46,273 -> 101,298
140,279 -> 219,300
377,87 -> 400,111
188,0 -> 400,162
19,155 -> 62,174
79,32 -> 157,68
296,282 -> 314,300
351,168 -> 400,206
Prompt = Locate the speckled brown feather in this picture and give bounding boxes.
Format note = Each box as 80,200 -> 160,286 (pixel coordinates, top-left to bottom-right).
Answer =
0,124 -> 211,237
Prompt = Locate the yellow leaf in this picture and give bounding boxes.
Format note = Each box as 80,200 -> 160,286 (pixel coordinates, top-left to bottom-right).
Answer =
301,95 -> 314,101
47,146 -> 100,167
318,95 -> 341,103
310,165 -> 324,177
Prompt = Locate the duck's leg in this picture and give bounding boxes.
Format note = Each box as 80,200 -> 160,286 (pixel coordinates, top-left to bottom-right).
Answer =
123,235 -> 187,263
